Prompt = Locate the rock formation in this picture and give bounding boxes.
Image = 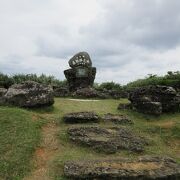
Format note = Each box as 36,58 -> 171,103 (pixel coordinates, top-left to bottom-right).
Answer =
102,113 -> 133,124
64,156 -> 180,179
0,81 -> 54,107
68,126 -> 148,153
64,52 -> 96,91
128,85 -> 180,115
63,111 -> 99,123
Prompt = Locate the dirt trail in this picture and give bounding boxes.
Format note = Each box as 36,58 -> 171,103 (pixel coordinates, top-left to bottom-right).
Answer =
24,121 -> 60,180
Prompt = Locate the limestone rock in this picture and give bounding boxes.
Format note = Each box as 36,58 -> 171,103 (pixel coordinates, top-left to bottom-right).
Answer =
68,126 -> 148,153
64,156 -> 180,179
0,88 -> 7,97
0,88 -> 7,105
53,86 -> 69,97
3,81 -> 54,107
129,85 -> 180,115
63,112 -> 100,123
102,113 -> 133,124
72,87 -> 108,99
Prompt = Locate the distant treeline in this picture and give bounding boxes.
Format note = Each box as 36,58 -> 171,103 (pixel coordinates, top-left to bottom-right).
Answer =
0,71 -> 180,91
0,73 -> 67,88
125,71 -> 180,90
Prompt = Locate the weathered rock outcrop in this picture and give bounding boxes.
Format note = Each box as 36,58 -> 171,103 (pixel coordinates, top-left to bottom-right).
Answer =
72,87 -> 108,99
102,113 -> 133,124
0,81 -> 54,107
64,156 -> 180,179
53,86 -> 69,97
68,126 -> 148,153
63,112 -> 99,123
0,88 -> 7,97
129,85 -> 180,115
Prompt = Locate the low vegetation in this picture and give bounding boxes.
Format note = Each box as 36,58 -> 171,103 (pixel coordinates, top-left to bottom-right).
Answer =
0,98 -> 179,179
0,107 -> 44,179
125,71 -> 180,90
1,71 -> 180,92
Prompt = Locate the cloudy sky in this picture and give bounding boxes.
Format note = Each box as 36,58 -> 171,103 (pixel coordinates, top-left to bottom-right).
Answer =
0,0 -> 180,84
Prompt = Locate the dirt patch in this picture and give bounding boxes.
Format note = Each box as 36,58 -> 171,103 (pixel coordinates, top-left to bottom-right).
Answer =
32,114 -> 40,121
157,121 -> 176,129
95,161 -> 161,170
24,123 -> 60,180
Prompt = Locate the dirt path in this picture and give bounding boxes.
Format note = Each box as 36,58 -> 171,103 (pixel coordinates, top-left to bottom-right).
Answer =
24,121 -> 60,180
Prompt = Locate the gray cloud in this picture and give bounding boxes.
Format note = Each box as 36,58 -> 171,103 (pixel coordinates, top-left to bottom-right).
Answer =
0,0 -> 180,84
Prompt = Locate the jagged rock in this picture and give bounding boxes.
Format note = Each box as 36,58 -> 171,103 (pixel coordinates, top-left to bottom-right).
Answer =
72,87 -> 108,99
64,52 -> 96,91
0,88 -> 7,105
2,81 -> 54,107
99,89 -> 128,99
102,113 -> 133,124
64,156 -> 180,179
0,88 -> 7,97
129,85 -> 180,115
68,126 -> 147,153
53,86 -> 69,97
63,112 -> 100,123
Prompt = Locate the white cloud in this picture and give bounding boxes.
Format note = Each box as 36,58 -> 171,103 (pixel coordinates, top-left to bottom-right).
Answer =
0,0 -> 180,84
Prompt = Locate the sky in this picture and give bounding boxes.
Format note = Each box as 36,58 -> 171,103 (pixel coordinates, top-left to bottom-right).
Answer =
0,0 -> 180,84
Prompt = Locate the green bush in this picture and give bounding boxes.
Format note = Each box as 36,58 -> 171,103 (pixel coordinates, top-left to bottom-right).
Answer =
95,81 -> 123,91
0,72 -> 67,88
125,71 -> 180,90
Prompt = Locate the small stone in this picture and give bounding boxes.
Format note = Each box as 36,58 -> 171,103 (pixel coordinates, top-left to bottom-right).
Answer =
63,112 -> 100,123
102,113 -> 133,124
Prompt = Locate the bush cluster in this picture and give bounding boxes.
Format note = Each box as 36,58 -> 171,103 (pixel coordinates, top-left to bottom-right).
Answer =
0,73 -> 67,88
125,71 -> 180,90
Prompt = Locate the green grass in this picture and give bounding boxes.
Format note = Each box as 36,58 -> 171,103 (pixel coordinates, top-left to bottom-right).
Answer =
0,98 -> 180,180
0,107 -> 44,180
50,98 -> 180,179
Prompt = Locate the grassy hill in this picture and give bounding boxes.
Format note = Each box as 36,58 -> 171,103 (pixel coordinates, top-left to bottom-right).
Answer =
0,98 -> 180,179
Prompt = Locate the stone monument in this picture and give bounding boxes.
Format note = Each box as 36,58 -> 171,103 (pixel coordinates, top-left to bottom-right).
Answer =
64,52 -> 96,91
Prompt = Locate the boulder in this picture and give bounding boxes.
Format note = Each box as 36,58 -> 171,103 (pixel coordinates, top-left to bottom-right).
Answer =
129,85 -> 180,115
72,87 -> 108,99
64,156 -> 180,179
63,112 -> 100,123
0,88 -> 7,105
102,113 -> 133,124
0,88 -> 7,97
53,86 -> 69,97
68,126 -> 148,153
2,81 -> 54,107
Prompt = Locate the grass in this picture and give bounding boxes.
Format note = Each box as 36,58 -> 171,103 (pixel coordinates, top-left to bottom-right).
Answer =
0,98 -> 180,180
0,106 -> 44,180
51,98 -> 180,179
